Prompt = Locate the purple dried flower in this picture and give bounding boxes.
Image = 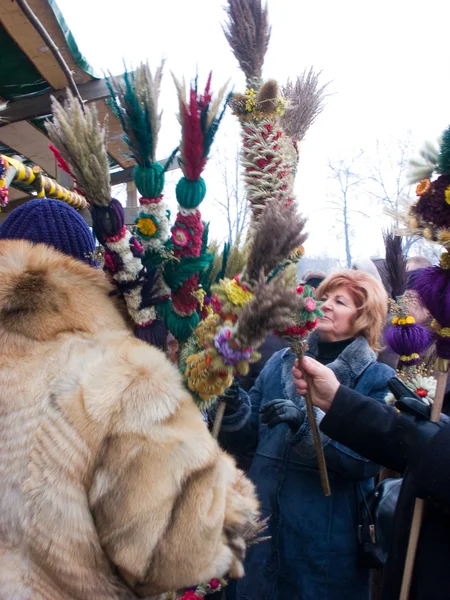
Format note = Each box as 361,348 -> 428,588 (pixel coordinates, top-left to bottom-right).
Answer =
385,322 -> 432,363
214,326 -> 253,366
415,264 -> 450,359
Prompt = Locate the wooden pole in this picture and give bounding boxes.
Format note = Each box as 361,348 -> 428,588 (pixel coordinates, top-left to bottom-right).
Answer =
304,385 -> 331,496
399,369 -> 448,599
295,345 -> 331,497
212,400 -> 227,439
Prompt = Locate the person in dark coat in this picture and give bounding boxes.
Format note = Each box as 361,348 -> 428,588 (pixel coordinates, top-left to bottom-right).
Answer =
217,270 -> 395,600
292,356 -> 450,600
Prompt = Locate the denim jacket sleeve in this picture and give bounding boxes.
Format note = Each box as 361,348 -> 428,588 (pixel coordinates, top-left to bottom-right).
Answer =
288,378 -> 391,481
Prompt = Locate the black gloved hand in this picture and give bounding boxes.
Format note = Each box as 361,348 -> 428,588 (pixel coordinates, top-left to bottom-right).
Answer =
220,380 -> 242,414
260,399 -> 305,433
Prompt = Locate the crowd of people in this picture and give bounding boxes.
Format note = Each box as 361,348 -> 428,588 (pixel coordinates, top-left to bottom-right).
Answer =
0,198 -> 447,600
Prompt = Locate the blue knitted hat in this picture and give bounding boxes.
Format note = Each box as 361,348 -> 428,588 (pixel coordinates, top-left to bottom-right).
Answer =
0,198 -> 97,265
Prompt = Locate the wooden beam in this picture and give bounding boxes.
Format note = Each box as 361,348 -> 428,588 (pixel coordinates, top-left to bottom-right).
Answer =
94,99 -> 134,169
110,155 -> 179,185
0,121 -> 57,176
126,181 -> 137,208
0,75 -> 128,126
5,187 -> 31,203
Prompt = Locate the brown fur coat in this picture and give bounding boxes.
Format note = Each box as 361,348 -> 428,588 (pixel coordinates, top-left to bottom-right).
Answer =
0,240 -> 259,600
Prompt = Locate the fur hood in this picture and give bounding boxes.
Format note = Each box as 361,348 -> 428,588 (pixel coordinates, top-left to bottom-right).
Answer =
0,240 -> 259,599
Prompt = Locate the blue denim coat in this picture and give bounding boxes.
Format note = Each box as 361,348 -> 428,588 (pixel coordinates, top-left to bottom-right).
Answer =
218,335 -> 395,600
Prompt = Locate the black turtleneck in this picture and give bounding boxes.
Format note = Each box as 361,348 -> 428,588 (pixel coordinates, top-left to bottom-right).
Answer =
315,338 -> 355,365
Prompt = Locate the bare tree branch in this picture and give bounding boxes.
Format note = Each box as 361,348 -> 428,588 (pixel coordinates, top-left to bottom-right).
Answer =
213,145 -> 249,245
327,152 -> 367,267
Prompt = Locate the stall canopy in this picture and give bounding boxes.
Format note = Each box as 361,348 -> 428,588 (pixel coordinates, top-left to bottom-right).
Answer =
0,0 -> 136,212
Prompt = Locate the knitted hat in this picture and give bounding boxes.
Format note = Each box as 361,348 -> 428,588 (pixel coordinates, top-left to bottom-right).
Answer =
0,198 -> 97,265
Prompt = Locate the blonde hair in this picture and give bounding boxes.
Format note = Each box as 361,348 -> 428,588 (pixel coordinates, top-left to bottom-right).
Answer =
316,269 -> 388,352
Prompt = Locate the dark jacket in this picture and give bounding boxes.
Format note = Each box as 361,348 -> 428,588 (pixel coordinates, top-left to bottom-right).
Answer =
321,386 -> 450,600
236,334 -> 290,392
219,334 -> 395,600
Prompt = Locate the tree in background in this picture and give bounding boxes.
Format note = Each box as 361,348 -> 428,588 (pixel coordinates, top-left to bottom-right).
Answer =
363,135 -> 441,263
364,135 -> 419,254
213,144 -> 249,245
327,152 -> 368,268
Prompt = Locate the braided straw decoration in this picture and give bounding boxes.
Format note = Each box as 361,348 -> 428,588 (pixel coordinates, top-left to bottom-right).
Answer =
241,119 -> 292,223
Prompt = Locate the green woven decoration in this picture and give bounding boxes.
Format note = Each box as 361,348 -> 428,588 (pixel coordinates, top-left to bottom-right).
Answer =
159,300 -> 200,343
133,163 -> 165,198
176,177 -> 207,209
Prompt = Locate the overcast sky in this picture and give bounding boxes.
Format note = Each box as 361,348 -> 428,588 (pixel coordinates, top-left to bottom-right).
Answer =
57,0 -> 450,264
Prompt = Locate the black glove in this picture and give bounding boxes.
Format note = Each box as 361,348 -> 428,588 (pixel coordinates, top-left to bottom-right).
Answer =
260,399 -> 305,433
220,380 -> 242,414
388,377 -> 425,408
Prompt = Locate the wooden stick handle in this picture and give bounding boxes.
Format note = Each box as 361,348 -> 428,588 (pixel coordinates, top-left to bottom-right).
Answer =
399,498 -> 424,600
399,369 -> 448,599
304,387 -> 331,496
212,399 -> 227,439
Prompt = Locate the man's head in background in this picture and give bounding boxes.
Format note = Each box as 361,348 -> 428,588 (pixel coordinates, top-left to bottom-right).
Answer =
303,270 -> 326,291
406,256 -> 432,271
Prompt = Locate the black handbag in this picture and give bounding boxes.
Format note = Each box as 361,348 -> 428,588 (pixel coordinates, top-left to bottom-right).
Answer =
356,477 -> 402,569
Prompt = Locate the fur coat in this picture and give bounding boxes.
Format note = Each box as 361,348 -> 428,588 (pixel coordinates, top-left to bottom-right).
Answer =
0,240 -> 259,600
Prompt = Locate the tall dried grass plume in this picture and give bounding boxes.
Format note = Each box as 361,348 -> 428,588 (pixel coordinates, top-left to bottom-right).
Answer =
281,68 -> 330,141
223,0 -> 271,86
46,91 -> 111,207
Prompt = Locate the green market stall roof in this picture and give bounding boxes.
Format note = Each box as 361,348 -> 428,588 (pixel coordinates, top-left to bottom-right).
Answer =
0,0 -> 134,206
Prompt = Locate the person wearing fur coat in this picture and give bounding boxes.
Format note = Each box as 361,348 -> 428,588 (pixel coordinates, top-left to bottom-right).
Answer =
0,199 -> 259,600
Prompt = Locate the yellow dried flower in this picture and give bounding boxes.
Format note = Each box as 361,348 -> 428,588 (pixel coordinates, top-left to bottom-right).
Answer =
137,216 -> 158,237
224,278 -> 254,307
245,88 -> 257,112
275,98 -> 286,116
430,320 -> 450,337
400,353 -> 420,362
396,316 -> 416,325
445,185 -> 450,206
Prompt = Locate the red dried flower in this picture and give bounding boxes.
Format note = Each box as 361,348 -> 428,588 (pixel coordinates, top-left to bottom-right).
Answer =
172,211 -> 204,258
180,592 -> 203,600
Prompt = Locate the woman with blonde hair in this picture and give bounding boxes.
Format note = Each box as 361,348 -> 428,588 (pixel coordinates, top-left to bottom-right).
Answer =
217,269 -> 395,600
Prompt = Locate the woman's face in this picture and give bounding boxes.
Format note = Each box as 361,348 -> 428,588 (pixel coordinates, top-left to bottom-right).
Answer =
316,285 -> 359,342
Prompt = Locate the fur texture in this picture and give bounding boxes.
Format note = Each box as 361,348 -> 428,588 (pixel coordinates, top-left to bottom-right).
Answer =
0,240 -> 259,599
